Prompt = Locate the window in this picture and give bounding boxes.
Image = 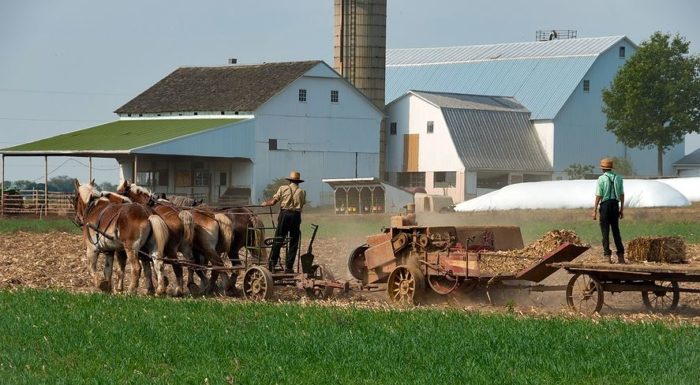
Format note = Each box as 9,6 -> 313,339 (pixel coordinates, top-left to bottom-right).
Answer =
397,172 -> 426,188
268,139 -> 278,151
390,122 -> 397,135
330,90 -> 339,103
158,170 -> 169,186
427,121 -> 434,134
194,171 -> 210,187
583,80 -> 590,92
298,89 -> 307,102
219,172 -> 227,186
619,46 -> 626,58
434,171 -> 456,187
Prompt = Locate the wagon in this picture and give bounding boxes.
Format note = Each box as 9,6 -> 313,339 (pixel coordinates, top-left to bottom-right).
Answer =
347,223 -> 590,305
551,261 -> 700,315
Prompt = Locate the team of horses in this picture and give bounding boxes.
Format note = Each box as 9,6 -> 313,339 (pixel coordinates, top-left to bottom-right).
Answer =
72,179 -> 266,296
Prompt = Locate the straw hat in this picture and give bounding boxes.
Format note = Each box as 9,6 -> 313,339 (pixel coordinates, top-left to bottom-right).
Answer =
285,170 -> 304,183
599,158 -> 613,169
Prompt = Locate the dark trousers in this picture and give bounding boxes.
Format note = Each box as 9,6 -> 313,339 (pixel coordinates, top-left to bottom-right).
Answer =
599,199 -> 624,257
269,210 -> 301,270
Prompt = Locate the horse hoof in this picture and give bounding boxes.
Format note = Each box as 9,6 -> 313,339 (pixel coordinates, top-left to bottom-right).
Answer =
98,280 -> 111,293
187,282 -> 200,295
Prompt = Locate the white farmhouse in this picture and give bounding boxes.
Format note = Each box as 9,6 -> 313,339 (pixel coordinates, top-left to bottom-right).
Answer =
385,36 -> 685,180
2,61 -> 384,206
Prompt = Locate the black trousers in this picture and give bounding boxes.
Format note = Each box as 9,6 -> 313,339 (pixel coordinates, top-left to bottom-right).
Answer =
599,199 -> 624,257
269,210 -> 301,270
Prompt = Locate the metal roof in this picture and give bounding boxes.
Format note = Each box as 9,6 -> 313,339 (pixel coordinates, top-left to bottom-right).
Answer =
387,36 -> 631,120
673,149 -> 700,166
1,119 -> 242,155
411,91 -> 528,112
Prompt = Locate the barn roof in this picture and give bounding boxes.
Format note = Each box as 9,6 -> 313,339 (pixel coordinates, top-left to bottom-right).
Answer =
673,149 -> 700,167
0,119 -> 242,155
115,61 -> 322,114
386,36 -> 635,120
412,91 -> 552,172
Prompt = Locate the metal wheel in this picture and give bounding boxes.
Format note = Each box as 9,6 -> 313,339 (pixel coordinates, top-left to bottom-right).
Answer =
387,265 -> 425,305
566,273 -> 604,315
243,266 -> 273,300
642,281 -> 680,312
347,244 -> 368,281
306,264 -> 336,299
427,274 -> 460,295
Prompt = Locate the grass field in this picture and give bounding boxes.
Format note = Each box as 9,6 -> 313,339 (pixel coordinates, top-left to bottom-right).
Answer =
1,289 -> 699,385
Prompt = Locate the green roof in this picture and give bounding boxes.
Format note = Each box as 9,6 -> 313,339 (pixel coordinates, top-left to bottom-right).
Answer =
1,119 -> 241,154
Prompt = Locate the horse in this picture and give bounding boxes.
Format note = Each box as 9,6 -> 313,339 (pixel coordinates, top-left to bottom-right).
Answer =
73,179 -> 170,295
114,182 -> 194,297
116,180 -> 236,295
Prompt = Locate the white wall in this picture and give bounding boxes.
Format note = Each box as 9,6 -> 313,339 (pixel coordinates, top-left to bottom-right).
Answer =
533,120 -> 554,167
554,40 -> 683,176
252,64 -> 383,205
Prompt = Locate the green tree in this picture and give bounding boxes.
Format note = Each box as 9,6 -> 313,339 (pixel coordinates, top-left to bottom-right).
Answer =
609,156 -> 635,176
602,32 -> 700,175
564,163 -> 594,179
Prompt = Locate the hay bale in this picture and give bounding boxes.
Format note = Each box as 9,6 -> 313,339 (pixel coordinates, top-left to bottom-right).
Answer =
626,237 -> 687,264
480,229 -> 586,274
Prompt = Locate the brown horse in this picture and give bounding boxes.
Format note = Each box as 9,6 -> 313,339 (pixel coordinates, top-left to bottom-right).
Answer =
114,181 -> 194,297
73,180 -> 169,295
116,181 -> 236,295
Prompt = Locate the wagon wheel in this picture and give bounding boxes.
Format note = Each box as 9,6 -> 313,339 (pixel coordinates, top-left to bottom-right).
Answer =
641,280 -> 680,312
243,266 -> 274,300
347,244 -> 368,281
306,264 -> 335,299
565,273 -> 604,315
387,265 -> 425,305
427,273 -> 460,295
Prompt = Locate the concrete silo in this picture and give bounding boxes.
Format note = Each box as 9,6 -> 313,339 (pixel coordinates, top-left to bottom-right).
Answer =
333,0 -> 387,178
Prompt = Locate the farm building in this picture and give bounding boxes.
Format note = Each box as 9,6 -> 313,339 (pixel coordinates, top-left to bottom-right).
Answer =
673,149 -> 700,177
385,91 -> 552,202
385,35 -> 685,183
1,61 -> 384,207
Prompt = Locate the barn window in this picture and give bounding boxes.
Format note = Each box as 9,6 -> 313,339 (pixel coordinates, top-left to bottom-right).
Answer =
583,80 -> 590,92
390,122 -> 397,135
434,171 -> 456,187
298,89 -> 307,102
397,172 -> 426,188
331,90 -> 339,103
427,121 -> 434,134
219,172 -> 227,186
619,46 -> 626,58
158,170 -> 169,186
194,171 -> 210,187
269,139 -> 278,151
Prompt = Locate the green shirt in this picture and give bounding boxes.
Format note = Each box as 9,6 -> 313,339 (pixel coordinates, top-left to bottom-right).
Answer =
596,171 -> 624,202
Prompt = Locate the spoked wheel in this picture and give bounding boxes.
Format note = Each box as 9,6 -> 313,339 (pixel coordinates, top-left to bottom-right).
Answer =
387,265 -> 425,305
642,280 -> 680,312
347,244 -> 368,281
306,264 -> 336,299
243,266 -> 273,300
427,273 -> 461,295
566,273 -> 604,315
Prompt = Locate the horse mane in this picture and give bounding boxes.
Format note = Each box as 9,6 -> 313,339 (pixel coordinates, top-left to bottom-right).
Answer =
100,191 -> 132,203
129,183 -> 153,197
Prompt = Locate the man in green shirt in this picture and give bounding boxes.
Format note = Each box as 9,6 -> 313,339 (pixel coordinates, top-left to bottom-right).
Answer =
592,158 -> 626,264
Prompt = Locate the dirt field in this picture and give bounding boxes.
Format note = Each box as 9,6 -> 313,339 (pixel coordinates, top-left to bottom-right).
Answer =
1,231 -> 700,323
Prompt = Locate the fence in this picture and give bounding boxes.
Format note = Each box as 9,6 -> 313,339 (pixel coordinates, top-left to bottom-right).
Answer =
1,190 -> 75,217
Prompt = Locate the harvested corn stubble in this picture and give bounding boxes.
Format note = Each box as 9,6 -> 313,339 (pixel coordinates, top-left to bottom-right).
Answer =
626,236 -> 686,264
479,229 -> 587,274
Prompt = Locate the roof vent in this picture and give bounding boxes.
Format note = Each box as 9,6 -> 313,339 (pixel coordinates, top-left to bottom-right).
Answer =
228,58 -> 238,65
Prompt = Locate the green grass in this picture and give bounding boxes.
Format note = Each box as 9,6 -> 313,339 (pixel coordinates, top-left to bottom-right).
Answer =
0,218 -> 80,235
0,289 -> 698,385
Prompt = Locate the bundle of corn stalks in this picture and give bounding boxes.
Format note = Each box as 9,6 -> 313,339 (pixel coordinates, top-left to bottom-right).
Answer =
479,229 -> 586,274
626,236 -> 687,264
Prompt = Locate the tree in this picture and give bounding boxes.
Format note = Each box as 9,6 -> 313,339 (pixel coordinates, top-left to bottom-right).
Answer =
602,32 -> 700,175
564,163 -> 594,179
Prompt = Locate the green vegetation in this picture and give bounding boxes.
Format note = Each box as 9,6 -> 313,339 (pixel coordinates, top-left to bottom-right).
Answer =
1,289 -> 698,385
0,218 -> 80,234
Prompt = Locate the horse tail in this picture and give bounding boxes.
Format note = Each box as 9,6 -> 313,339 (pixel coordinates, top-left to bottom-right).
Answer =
250,212 -> 267,261
178,210 -> 194,245
214,212 -> 233,257
148,214 -> 169,258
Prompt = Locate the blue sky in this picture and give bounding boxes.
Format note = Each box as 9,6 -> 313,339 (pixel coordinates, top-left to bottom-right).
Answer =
0,0 -> 697,183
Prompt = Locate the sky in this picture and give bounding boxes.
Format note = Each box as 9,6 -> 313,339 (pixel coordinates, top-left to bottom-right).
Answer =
1,0 -> 698,184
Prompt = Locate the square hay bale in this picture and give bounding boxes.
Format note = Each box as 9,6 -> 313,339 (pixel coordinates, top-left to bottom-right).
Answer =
626,237 -> 687,263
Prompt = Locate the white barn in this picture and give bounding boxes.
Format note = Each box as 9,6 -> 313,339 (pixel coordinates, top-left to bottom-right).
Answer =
385,91 -> 552,202
2,61 -> 384,206
385,36 -> 685,180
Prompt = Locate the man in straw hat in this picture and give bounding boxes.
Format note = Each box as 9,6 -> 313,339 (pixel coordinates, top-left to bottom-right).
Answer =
261,170 -> 307,273
592,158 -> 626,264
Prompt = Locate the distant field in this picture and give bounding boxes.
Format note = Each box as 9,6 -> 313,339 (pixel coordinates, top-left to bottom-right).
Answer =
0,289 -> 698,385
2,203 -> 699,244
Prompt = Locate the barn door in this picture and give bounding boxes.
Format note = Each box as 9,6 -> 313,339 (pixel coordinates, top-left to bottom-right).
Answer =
403,134 -> 419,172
